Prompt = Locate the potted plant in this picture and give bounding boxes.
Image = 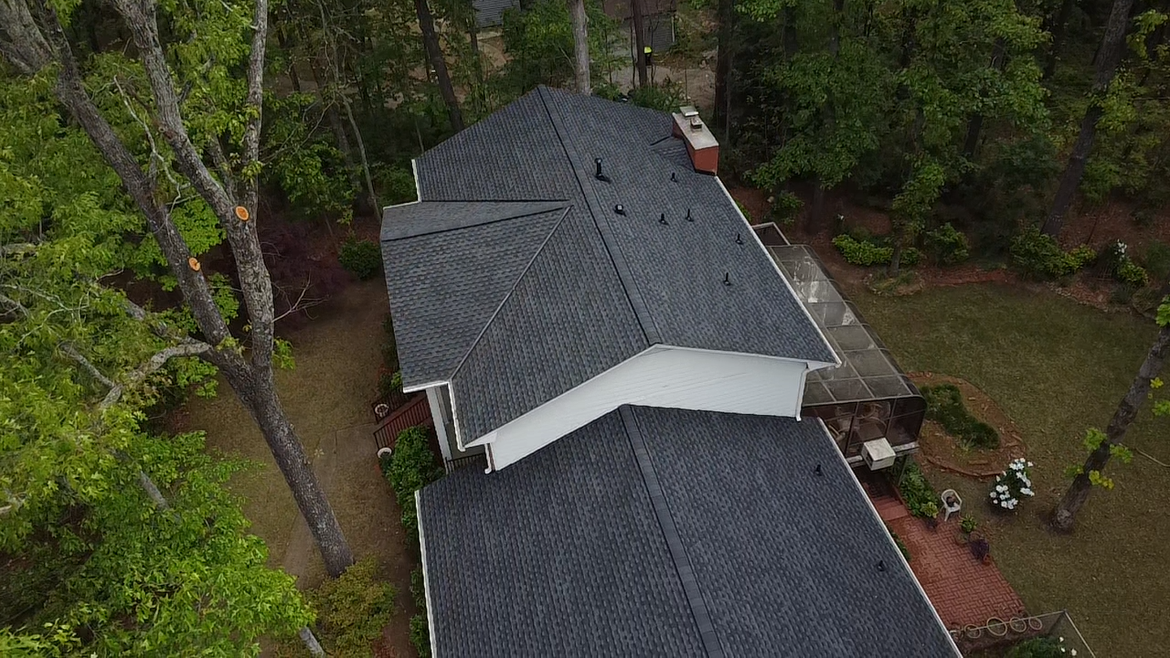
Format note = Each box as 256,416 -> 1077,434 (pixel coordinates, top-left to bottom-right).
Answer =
920,501 -> 940,529
969,534 -> 991,564
954,514 -> 977,545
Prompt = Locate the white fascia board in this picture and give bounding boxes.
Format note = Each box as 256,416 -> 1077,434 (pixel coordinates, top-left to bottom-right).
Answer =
820,418 -> 961,656
654,343 -> 834,370
715,175 -> 842,369
403,379 -> 446,394
415,489 -> 440,658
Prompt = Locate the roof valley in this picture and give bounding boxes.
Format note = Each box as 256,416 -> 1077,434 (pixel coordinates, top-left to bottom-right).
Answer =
620,406 -> 725,658
537,87 -> 662,345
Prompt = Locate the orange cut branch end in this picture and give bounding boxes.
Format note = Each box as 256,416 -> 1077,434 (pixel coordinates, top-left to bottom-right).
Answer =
188,257 -> 201,272
234,206 -> 250,221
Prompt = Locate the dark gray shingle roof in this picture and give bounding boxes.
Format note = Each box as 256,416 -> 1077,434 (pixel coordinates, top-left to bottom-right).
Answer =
418,406 -> 959,657
381,203 -> 569,387
385,87 -> 835,440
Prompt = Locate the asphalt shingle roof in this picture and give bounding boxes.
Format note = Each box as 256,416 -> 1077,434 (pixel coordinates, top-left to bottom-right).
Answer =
381,203 -> 569,387
417,407 -> 960,657
383,86 -> 835,441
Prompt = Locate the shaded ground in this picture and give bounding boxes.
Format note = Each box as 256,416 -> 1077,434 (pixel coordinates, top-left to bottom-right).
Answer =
171,279 -> 417,656
844,282 -> 1167,656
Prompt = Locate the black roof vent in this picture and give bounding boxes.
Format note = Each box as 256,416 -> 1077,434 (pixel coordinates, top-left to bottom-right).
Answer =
814,464 -> 823,476
877,560 -> 886,572
659,213 -> 668,225
595,158 -> 611,183
736,233 -> 744,245
723,272 -> 731,286
670,171 -> 678,182
614,204 -> 626,215
686,208 -> 693,222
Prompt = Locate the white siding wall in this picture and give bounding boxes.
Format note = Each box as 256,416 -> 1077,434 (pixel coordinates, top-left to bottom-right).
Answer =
485,345 -> 809,470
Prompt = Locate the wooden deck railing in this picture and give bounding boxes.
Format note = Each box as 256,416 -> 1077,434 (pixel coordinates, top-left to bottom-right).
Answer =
371,384 -> 414,421
372,393 -> 433,451
445,453 -> 487,473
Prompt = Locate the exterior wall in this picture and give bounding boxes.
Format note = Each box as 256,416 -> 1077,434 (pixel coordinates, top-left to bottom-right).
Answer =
483,345 -> 809,470
426,387 -> 454,462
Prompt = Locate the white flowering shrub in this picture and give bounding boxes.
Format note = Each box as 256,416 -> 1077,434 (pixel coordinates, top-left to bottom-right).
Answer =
990,458 -> 1035,511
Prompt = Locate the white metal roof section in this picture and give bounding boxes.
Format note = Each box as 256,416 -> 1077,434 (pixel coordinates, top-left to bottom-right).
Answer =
765,244 -> 920,406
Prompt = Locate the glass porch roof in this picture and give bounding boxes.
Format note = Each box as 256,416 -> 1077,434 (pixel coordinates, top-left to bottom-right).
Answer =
766,244 -> 920,406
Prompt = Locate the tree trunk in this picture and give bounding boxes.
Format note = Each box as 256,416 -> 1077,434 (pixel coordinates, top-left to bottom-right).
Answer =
632,0 -> 648,88
12,0 -> 357,578
299,626 -> 325,656
963,38 -> 1006,160
1053,324 -> 1170,530
783,5 -> 798,60
1043,0 -> 1075,80
713,0 -> 734,137
415,0 -> 464,132
569,0 -> 590,94
342,97 -> 379,212
807,182 -> 827,234
1043,0 -> 1136,237
220,358 -> 355,575
888,239 -> 904,277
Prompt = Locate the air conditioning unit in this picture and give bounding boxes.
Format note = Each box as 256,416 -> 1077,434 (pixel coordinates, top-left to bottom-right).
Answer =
862,438 -> 896,470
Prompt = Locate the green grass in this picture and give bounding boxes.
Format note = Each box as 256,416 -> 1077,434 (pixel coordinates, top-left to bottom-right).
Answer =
848,283 -> 1168,656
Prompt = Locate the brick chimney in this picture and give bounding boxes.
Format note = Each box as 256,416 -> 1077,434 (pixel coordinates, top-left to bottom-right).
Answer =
671,106 -> 719,175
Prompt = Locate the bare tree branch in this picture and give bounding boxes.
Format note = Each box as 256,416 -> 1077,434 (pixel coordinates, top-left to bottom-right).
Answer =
108,0 -> 277,370
0,291 -> 30,317
0,242 -> 37,257
60,343 -> 117,389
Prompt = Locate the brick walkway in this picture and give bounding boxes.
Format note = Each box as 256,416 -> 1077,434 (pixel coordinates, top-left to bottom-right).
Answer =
872,491 -> 1025,630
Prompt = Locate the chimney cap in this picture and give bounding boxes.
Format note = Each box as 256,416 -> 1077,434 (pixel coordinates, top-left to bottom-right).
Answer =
679,105 -> 699,118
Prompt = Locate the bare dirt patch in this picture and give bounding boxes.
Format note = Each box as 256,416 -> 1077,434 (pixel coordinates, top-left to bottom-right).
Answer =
909,372 -> 1026,480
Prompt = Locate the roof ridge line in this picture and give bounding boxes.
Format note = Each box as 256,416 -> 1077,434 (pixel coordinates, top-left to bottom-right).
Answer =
619,406 -> 725,658
382,201 -> 568,241
446,205 -> 573,381
537,87 -> 662,345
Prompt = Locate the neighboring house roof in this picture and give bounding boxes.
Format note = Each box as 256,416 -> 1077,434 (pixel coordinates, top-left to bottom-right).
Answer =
417,406 -> 960,657
382,87 -> 835,443
473,0 -> 519,27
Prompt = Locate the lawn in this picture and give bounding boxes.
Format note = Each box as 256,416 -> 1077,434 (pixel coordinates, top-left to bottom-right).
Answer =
172,279 -> 419,656
847,282 -> 1167,656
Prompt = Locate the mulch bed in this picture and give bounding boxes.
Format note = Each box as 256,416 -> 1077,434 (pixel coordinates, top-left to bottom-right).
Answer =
909,372 -> 1026,480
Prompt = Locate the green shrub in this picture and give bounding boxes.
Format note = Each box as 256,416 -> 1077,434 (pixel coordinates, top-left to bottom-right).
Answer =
833,234 -> 894,266
920,384 -> 1000,449
382,427 -> 444,544
900,247 -> 922,267
1142,241 -> 1170,283
627,80 -> 686,112
924,223 -> 970,265
892,459 -> 939,519
1005,637 -> 1065,658
303,557 -> 395,657
410,614 -> 432,658
1117,258 -> 1150,288
1066,244 -> 1097,270
769,191 -> 802,224
832,234 -> 920,268
1010,227 -> 1075,279
339,237 -> 382,280
887,526 -> 911,563
735,199 -> 752,223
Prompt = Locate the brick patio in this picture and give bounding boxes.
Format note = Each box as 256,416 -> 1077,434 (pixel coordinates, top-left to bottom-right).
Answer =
869,488 -> 1025,630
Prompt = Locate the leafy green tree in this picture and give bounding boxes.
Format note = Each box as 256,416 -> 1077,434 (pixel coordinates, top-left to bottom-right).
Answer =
1053,299 -> 1170,530
0,0 -> 354,576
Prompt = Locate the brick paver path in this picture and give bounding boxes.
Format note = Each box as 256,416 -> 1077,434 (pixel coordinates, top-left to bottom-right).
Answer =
872,492 -> 1025,629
